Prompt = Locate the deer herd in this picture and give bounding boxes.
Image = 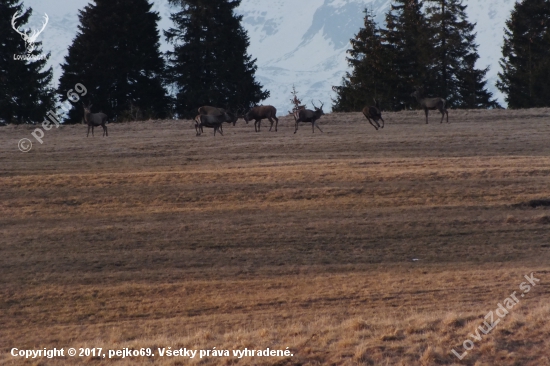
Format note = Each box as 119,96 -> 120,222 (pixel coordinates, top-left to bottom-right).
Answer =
83,87 -> 449,137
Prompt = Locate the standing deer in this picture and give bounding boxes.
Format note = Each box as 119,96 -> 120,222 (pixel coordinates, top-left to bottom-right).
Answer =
194,110 -> 239,135
411,87 -> 448,124
244,105 -> 279,132
194,112 -> 238,136
362,98 -> 384,130
83,103 -> 108,137
294,101 -> 325,134
198,105 -> 226,117
291,105 -> 306,120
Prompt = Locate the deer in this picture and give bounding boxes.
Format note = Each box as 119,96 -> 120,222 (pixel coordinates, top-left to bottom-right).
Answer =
198,105 -> 226,117
197,105 -> 241,132
411,86 -> 448,124
11,11 -> 49,54
362,98 -> 385,130
244,105 -> 279,132
82,102 -> 108,137
291,105 -> 306,120
194,112 -> 238,136
194,108 -> 240,136
294,101 -> 325,134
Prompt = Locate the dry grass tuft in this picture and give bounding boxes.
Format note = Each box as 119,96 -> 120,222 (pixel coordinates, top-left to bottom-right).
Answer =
380,328 -> 405,341
420,345 -> 447,365
533,215 -> 550,224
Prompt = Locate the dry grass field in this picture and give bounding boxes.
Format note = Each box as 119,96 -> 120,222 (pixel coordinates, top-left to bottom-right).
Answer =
1,108 -> 550,365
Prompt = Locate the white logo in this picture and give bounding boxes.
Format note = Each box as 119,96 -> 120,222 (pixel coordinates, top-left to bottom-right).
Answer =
11,11 -> 48,54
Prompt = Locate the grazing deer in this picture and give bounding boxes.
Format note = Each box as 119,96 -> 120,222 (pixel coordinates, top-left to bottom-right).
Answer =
362,98 -> 384,130
198,105 -> 226,117
244,105 -> 279,132
195,113 -> 236,136
411,87 -> 448,124
195,111 -> 239,135
82,103 -> 108,137
197,106 -> 241,132
294,100 -> 325,134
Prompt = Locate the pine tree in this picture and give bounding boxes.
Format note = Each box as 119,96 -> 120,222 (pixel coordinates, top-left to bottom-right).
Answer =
381,0 -> 432,111
58,0 -> 170,123
0,0 -> 55,124
497,0 -> 550,108
165,0 -> 269,118
332,9 -> 391,112
425,0 -> 498,108
456,52 -> 500,108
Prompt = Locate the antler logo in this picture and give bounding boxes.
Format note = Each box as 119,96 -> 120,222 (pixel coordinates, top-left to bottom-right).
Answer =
11,11 -> 49,54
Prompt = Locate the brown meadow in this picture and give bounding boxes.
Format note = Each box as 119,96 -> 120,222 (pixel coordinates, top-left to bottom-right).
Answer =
1,108 -> 550,365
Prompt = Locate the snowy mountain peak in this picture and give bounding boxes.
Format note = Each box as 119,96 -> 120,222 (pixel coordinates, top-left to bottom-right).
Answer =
25,0 -> 514,113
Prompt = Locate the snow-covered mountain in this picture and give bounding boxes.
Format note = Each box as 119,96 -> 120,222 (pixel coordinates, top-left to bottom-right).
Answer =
24,0 -> 516,113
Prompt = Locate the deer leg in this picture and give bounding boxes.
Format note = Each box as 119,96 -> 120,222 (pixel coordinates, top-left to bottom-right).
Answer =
367,117 -> 378,130
87,125 -> 90,137
379,117 -> 385,128
268,117 -> 274,131
294,121 -> 299,134
425,109 -> 429,124
274,116 -> 279,132
315,122 -> 323,133
92,125 -> 94,136
446,109 -> 449,123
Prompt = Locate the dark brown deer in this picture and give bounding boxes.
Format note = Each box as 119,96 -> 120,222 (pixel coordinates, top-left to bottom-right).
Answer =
82,102 -> 108,137
411,87 -> 448,124
195,112 -> 232,136
197,106 -> 241,131
291,105 -> 306,120
244,105 -> 279,132
194,113 -> 236,136
198,105 -> 226,117
362,98 -> 384,130
294,101 -> 325,134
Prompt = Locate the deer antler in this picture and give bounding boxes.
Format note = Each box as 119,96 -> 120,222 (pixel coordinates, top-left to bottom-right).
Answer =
11,11 -> 28,40
27,13 -> 48,43
311,100 -> 317,109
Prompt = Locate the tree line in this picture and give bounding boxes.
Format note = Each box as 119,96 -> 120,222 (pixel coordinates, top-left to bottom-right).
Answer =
1,0 -> 267,123
1,0 -> 550,124
334,0 -> 550,112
